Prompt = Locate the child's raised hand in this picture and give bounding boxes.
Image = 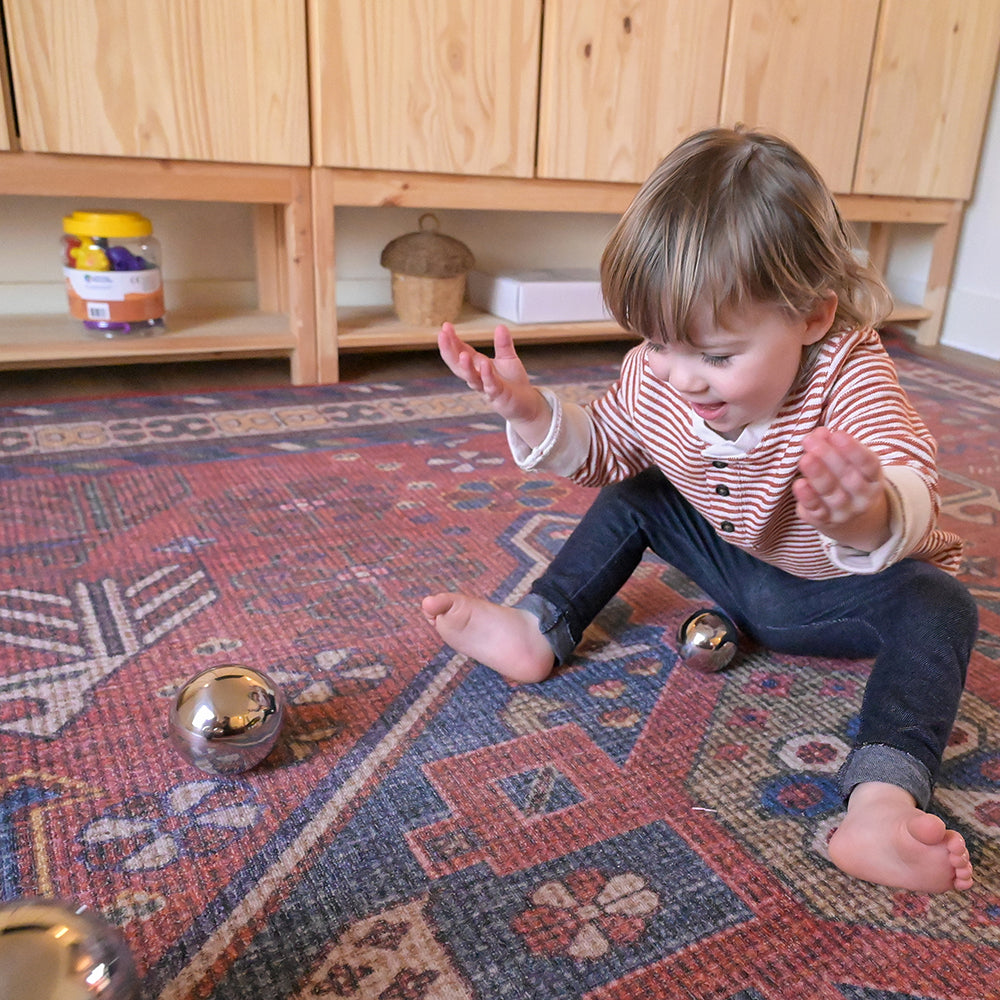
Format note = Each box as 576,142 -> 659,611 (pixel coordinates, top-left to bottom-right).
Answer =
438,323 -> 550,432
794,427 -> 892,552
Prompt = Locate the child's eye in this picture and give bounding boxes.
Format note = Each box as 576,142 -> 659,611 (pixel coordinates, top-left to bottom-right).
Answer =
702,354 -> 732,367
645,341 -> 667,354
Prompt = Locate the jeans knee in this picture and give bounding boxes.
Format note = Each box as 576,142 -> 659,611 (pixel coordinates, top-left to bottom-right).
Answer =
900,565 -> 978,658
592,468 -> 673,521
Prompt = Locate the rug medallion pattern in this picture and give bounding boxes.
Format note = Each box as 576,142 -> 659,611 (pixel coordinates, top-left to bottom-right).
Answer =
2,347 -> 999,999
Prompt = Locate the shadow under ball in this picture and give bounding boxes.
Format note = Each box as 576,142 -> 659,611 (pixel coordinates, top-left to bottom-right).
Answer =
0,897 -> 139,1000
169,664 -> 286,775
676,609 -> 739,674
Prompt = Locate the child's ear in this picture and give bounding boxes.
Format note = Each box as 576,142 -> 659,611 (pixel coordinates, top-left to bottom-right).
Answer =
802,292 -> 838,345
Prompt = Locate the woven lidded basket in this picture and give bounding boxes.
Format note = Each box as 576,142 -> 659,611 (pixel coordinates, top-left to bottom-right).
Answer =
380,214 -> 474,326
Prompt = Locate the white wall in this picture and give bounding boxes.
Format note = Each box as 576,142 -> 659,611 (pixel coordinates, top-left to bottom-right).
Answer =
886,69 -> 1000,359
937,68 -> 1000,359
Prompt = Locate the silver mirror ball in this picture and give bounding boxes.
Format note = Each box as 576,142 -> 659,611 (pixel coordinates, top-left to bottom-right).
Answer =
169,664 -> 286,774
0,897 -> 138,1000
676,609 -> 739,673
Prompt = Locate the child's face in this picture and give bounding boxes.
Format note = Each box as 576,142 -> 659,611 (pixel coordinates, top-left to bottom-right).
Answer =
643,297 -> 834,440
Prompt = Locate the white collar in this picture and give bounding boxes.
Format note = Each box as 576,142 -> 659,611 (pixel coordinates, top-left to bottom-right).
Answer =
690,412 -> 774,458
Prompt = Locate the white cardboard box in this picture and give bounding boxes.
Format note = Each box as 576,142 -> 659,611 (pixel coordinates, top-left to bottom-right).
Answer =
466,268 -> 611,324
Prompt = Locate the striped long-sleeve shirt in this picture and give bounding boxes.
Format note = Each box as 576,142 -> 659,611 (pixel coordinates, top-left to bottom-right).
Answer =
509,326 -> 963,580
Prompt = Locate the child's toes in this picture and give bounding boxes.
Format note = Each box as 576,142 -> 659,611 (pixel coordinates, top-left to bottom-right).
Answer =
907,811 -> 947,846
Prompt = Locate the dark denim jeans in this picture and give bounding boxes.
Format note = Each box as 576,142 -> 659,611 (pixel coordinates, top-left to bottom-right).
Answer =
519,468 -> 978,807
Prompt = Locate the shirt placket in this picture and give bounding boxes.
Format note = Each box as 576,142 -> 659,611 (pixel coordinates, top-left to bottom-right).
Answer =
707,458 -> 738,537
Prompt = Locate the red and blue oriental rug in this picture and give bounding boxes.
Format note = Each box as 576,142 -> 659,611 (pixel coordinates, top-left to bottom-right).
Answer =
1,342 -> 999,999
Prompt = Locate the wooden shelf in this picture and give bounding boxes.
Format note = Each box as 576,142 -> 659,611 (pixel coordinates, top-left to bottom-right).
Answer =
327,168 -> 639,214
887,302 -> 933,325
0,152 -> 317,383
315,166 -> 966,380
336,305 -> 637,352
0,154 -> 961,384
335,299 -> 928,355
0,310 -> 296,369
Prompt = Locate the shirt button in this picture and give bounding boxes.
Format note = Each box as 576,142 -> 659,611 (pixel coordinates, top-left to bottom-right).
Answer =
712,460 -> 728,468
715,484 -> 730,496
720,520 -> 735,532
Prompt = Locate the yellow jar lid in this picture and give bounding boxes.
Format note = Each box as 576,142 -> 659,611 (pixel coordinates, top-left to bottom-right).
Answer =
63,210 -> 153,238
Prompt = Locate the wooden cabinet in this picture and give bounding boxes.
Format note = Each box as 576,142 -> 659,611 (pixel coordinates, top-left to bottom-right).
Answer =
4,0 -> 309,165
720,0 -> 880,193
309,0 -> 541,177
855,0 -> 1000,198
536,0 -> 729,183
313,0 -> 1000,378
536,0 -> 1000,200
534,0 -> 887,192
0,0 -> 998,384
0,0 -> 316,382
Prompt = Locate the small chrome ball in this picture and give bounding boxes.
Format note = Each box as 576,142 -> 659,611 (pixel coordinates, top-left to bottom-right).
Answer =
0,897 -> 138,1000
169,664 -> 286,775
676,609 -> 738,674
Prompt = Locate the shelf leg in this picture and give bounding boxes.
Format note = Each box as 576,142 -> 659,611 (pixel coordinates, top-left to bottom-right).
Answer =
254,205 -> 288,313
285,167 -> 319,384
312,167 -> 340,383
866,221 -> 892,278
915,200 -> 964,347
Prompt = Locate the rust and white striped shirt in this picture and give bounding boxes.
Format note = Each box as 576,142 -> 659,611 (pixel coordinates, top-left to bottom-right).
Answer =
509,327 -> 963,580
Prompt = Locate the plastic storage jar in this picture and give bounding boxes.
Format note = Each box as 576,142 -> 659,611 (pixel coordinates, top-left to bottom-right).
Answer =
62,210 -> 165,336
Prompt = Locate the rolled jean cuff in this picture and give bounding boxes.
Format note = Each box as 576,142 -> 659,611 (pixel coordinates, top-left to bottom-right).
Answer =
839,744 -> 933,809
516,592 -> 576,665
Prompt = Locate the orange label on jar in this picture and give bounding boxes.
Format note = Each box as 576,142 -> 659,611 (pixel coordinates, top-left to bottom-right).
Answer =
64,267 -> 164,323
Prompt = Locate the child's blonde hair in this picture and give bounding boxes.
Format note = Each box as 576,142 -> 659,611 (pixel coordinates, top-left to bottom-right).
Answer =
601,126 -> 892,345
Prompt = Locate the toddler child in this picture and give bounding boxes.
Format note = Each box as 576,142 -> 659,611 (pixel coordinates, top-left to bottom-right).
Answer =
422,126 -> 978,894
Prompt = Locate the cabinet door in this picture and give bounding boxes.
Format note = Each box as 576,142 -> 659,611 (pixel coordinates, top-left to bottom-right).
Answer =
4,0 -> 310,165
537,0 -> 729,183
855,0 -> 1000,199
720,0 -> 879,193
0,15 -> 13,151
311,0 -> 541,176
0,60 -> 12,151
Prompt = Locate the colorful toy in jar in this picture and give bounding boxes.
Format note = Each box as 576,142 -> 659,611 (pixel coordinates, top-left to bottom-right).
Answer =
62,210 -> 165,335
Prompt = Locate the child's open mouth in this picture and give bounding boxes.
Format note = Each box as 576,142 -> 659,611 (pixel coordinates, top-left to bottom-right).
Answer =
691,401 -> 727,422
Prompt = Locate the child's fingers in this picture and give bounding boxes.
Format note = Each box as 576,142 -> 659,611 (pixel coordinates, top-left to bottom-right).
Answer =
804,429 -> 880,481
473,355 -> 496,393
439,323 -> 490,389
492,324 -> 518,360
802,431 -> 882,494
800,454 -> 856,504
438,322 -> 459,357
827,430 -> 882,481
793,477 -> 827,517
796,467 -> 851,524
456,355 -> 481,389
437,323 -> 468,374
798,458 -> 881,527
478,357 -> 516,404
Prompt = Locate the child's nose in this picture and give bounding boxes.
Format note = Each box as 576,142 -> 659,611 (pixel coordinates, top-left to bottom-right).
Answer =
669,360 -> 708,395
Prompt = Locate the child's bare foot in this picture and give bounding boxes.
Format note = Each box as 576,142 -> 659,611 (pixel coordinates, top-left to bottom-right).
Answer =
421,592 -> 555,683
828,781 -> 973,892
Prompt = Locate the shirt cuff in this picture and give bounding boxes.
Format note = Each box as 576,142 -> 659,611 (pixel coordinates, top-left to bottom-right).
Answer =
506,389 -> 592,476
824,465 -> 934,573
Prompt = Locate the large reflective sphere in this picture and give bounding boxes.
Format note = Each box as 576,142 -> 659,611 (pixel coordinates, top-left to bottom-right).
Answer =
677,609 -> 738,674
169,664 -> 286,775
0,897 -> 138,1000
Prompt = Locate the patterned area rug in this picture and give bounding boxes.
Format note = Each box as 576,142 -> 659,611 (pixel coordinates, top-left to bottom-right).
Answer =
2,341 -> 999,1000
